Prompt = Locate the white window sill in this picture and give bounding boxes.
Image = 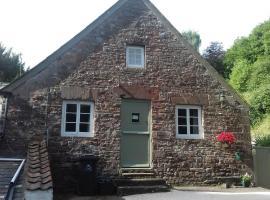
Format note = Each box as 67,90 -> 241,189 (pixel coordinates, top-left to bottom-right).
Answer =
127,65 -> 145,68
176,134 -> 204,140
61,133 -> 94,138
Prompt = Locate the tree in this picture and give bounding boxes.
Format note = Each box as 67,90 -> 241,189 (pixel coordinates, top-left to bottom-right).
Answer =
225,19 -> 270,134
0,43 -> 25,82
202,42 -> 228,78
224,19 -> 270,70
181,30 -> 201,51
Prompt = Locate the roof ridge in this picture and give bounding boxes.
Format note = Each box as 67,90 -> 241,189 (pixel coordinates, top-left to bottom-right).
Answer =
1,0 -> 130,92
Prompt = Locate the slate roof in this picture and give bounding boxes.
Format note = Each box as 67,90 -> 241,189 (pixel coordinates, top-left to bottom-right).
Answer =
25,140 -> 53,191
0,160 -> 24,200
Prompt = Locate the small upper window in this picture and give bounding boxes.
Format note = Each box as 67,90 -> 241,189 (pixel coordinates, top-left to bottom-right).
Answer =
61,101 -> 94,137
175,105 -> 203,139
126,46 -> 145,68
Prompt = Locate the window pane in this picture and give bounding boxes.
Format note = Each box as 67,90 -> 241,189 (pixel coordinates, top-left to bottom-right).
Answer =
178,126 -> 187,134
80,104 -> 91,113
129,56 -> 135,65
66,113 -> 76,122
178,117 -> 187,125
178,109 -> 186,117
80,114 -> 90,123
135,49 -> 141,54
135,54 -> 142,65
129,48 -> 135,54
190,117 -> 198,125
190,126 -> 199,134
190,109 -> 198,117
127,47 -> 144,67
66,123 -> 76,132
66,104 -> 77,112
80,123 -> 90,132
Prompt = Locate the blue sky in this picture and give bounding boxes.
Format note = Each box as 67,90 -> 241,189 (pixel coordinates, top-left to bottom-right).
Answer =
0,0 -> 269,67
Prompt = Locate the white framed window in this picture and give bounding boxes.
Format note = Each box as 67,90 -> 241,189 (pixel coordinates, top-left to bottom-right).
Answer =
61,101 -> 94,137
126,46 -> 145,68
175,105 -> 203,139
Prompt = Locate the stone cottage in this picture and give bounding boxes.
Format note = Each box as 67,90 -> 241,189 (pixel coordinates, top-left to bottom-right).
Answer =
0,0 -> 252,195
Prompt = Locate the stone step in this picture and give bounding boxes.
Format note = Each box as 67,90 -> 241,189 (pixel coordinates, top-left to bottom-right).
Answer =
121,172 -> 155,178
120,168 -> 156,178
117,185 -> 170,196
120,168 -> 154,173
114,178 -> 166,187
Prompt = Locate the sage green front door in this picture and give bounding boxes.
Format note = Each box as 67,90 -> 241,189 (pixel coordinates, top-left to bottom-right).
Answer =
120,99 -> 150,168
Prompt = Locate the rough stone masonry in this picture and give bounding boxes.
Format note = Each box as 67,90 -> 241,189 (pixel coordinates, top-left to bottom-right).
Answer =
0,0 -> 252,193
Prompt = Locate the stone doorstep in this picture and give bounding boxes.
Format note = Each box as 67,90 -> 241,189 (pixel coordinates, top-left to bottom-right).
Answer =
115,168 -> 170,196
121,172 -> 155,178
119,168 -> 155,178
119,167 -> 154,173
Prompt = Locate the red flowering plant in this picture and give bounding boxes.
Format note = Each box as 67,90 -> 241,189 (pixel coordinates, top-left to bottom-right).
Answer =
216,131 -> 236,145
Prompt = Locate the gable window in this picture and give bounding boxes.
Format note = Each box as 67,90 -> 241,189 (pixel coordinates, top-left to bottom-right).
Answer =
175,105 -> 203,139
126,46 -> 145,68
61,101 -> 94,137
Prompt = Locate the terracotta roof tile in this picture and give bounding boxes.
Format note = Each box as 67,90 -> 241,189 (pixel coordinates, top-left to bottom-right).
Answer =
40,182 -> 53,190
25,140 -> 53,191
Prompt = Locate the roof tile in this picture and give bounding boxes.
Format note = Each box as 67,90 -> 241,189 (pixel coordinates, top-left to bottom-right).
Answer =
25,140 -> 53,191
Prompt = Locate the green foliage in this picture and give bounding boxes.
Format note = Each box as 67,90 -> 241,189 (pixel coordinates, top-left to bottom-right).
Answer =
225,19 -> 270,132
255,134 -> 270,147
229,60 -> 253,92
246,57 -> 270,91
202,41 -> 228,78
252,114 -> 270,136
0,43 -> 25,82
224,37 -> 254,72
249,85 -> 270,125
225,20 -> 270,74
241,173 -> 252,187
181,30 -> 201,51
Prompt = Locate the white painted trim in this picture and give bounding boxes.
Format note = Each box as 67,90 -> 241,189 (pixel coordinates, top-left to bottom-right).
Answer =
61,100 -> 94,137
175,105 -> 204,139
126,46 -> 145,68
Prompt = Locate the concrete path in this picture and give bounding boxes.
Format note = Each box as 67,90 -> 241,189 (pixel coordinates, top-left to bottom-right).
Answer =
124,189 -> 270,200
55,187 -> 270,200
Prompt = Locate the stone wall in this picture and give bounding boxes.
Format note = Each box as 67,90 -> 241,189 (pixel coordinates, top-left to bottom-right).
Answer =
1,2 -> 252,193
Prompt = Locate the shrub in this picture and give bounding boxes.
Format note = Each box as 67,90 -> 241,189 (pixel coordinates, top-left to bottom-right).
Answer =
255,134 -> 270,147
241,173 -> 252,187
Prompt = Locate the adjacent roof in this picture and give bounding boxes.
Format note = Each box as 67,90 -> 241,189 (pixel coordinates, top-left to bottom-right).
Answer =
0,0 -> 249,109
25,140 -> 52,191
0,159 -> 25,200
0,83 -> 8,90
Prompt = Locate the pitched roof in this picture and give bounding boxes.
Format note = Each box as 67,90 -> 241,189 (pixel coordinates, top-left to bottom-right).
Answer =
1,0 -> 249,109
25,140 -> 52,191
1,0 -> 132,93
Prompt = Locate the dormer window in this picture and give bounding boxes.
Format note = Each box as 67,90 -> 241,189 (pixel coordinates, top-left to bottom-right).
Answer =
126,46 -> 145,68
